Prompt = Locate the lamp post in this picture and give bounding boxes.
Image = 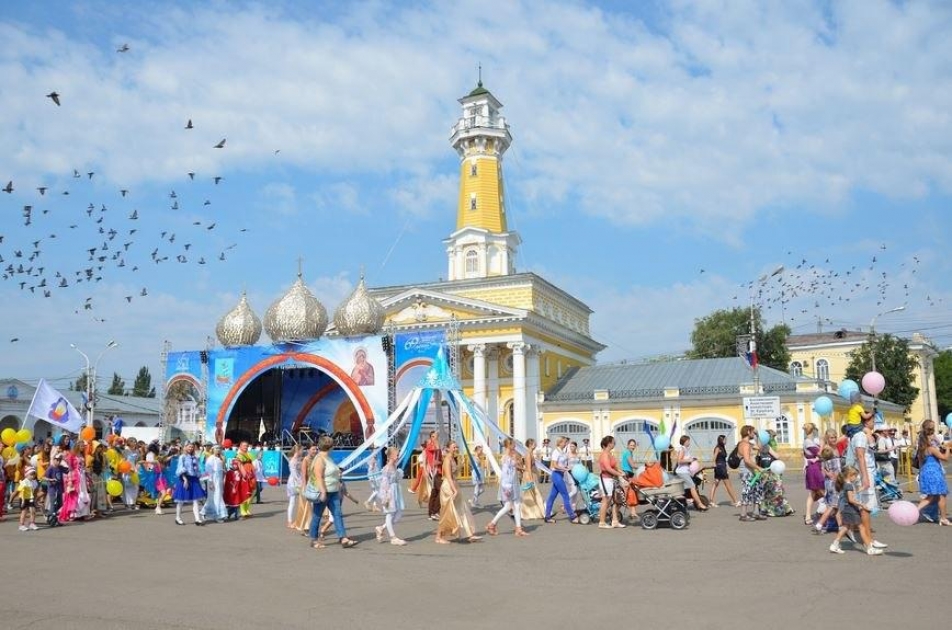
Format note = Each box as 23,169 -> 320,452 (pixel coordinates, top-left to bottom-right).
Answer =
869,306 -> 905,373
748,265 -> 784,394
71,341 -> 118,430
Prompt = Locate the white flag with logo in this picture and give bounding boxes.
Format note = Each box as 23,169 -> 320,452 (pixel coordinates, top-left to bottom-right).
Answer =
26,379 -> 84,434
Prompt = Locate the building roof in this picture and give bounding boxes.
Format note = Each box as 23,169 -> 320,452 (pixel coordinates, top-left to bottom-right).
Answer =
0,379 -> 162,416
787,330 -> 869,347
546,357 -> 805,402
468,82 -> 490,97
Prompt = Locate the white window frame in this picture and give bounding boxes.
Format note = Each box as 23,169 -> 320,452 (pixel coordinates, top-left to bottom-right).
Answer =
816,358 -> 830,382
789,361 -> 803,377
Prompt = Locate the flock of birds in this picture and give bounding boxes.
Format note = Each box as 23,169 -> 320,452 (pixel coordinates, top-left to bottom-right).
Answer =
1,43 -> 256,343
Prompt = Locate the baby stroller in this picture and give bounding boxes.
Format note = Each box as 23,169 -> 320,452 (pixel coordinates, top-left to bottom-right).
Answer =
875,469 -> 902,505
570,464 -> 610,524
632,462 -> 690,530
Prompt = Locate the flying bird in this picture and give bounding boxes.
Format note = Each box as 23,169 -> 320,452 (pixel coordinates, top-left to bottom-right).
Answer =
37,186 -> 47,195
120,189 -> 128,197
213,176 -> 222,184
117,43 -> 130,53
185,119 -> 193,129
46,92 -> 61,106
214,138 -> 226,148
2,181 -> 12,193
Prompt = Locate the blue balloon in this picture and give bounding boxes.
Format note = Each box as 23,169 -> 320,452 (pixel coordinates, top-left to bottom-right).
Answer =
945,413 -> 952,428
813,395 -> 834,417
758,429 -> 771,446
838,379 -> 859,401
653,434 -> 671,452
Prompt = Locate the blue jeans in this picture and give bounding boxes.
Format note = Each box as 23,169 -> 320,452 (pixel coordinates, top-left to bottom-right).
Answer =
544,472 -> 576,520
309,491 -> 345,541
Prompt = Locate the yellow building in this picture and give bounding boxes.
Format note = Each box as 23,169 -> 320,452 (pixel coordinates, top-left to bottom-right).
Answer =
369,81 -> 604,441
787,330 -> 938,423
536,357 -> 905,461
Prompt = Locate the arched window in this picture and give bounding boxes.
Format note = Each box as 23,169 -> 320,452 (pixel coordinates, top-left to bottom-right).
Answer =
816,358 -> 830,381
465,250 -> 478,276
789,361 -> 803,377
546,421 -> 590,442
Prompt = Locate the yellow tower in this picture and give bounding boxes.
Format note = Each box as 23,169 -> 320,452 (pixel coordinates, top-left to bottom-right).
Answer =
444,80 -> 521,281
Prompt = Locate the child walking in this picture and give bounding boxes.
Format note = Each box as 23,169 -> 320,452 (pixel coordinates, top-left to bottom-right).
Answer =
830,466 -> 885,555
18,467 -> 38,531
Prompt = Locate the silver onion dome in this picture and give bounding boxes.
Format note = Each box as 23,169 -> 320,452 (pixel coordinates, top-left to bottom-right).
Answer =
264,274 -> 328,342
216,292 -> 262,347
333,274 -> 386,336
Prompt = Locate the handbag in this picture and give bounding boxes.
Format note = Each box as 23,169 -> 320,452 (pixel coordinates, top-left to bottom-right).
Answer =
302,480 -> 321,502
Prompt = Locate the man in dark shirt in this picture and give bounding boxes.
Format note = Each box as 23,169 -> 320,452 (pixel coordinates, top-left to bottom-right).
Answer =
45,454 -> 66,527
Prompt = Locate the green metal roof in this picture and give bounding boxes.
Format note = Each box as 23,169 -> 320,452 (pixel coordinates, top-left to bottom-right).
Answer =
468,82 -> 490,97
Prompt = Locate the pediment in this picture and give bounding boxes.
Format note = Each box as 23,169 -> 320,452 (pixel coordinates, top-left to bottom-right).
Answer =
381,288 -> 526,325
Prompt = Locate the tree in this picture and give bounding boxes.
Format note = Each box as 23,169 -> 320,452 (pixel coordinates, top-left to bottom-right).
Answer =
107,372 -> 126,396
687,307 -> 791,371
72,372 -> 89,393
844,334 -> 919,412
934,350 -> 952,421
131,366 -> 155,398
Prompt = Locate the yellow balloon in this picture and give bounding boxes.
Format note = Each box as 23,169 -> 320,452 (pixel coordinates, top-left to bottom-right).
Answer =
0,428 -> 15,446
106,479 -> 123,497
1,446 -> 15,460
15,428 -> 32,444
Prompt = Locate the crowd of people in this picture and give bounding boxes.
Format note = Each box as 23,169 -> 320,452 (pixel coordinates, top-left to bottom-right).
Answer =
1,411 -> 949,557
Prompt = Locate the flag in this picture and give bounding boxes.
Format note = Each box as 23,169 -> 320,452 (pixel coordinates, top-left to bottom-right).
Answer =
745,350 -> 759,368
27,379 -> 84,434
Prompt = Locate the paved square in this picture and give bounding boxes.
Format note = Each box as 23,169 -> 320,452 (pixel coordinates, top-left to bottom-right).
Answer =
1,474 -> 948,630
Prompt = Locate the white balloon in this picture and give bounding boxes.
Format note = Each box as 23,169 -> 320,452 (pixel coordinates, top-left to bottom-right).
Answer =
769,460 -> 786,475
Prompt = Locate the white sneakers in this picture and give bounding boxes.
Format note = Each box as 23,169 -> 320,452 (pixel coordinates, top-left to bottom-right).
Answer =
871,540 -> 888,549
866,546 -> 884,556
829,542 -> 844,554
831,541 -> 887,555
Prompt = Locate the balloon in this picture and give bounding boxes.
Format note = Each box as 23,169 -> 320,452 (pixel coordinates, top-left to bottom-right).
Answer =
945,413 -> 952,428
769,460 -> 786,475
838,379 -> 860,401
862,371 -> 885,396
887,500 -> 920,527
812,396 -> 834,417
689,461 -> 701,475
106,434 -> 116,445
1,446 -> 14,460
15,428 -> 31,444
758,430 -> 770,446
267,476 -> 279,486
81,426 -> 95,441
0,428 -> 16,446
118,460 -> 132,474
222,439 -> 233,449
106,479 -> 123,497
653,435 -> 671,452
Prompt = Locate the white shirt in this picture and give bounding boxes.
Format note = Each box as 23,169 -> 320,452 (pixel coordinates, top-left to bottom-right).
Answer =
580,445 -> 593,461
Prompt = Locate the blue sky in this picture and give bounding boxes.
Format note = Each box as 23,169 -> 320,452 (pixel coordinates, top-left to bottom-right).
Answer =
1,0 -> 951,389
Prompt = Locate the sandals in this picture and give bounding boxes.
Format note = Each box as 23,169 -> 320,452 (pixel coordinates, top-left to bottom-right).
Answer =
569,517 -> 580,524
515,528 -> 529,537
341,539 -> 358,548
804,517 -> 814,526
311,541 -> 326,549
543,517 -> 556,524
486,522 -> 498,536
375,526 -> 385,543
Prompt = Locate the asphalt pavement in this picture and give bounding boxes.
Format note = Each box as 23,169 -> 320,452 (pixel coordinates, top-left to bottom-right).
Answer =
0,472 -> 948,630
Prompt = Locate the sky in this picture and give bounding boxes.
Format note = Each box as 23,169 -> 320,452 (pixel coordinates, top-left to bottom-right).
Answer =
1,0 -> 951,392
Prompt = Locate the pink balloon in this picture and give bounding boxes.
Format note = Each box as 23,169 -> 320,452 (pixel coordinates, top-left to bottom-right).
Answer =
862,371 -> 885,396
887,500 -> 919,527
689,461 -> 701,475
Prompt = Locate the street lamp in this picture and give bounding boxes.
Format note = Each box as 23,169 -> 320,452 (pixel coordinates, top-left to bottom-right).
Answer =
748,265 -> 784,393
869,306 -> 905,373
71,341 -> 118,429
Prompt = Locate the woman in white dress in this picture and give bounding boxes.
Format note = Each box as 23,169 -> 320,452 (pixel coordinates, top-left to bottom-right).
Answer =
202,445 -> 226,523
285,445 -> 303,528
374,447 -> 407,546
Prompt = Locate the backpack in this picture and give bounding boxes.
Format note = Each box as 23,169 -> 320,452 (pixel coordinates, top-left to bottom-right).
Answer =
727,446 -> 741,470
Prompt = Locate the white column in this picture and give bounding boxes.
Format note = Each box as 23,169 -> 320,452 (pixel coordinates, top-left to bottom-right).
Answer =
508,341 -> 528,441
526,347 -> 543,443
468,343 -> 487,412
487,346 -> 500,433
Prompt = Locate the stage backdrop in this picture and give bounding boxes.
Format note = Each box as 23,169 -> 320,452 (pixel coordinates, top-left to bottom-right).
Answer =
166,337 -> 388,444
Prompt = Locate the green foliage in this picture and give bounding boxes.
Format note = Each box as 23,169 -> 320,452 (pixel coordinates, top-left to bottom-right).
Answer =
72,372 -> 89,393
107,372 -> 126,396
131,366 -> 154,398
845,334 -> 919,412
934,350 -> 952,421
687,307 -> 790,371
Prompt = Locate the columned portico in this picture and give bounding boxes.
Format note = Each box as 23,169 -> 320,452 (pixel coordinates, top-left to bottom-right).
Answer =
468,343 -> 487,412
487,346 -> 500,431
508,341 -> 528,441
525,346 -> 543,443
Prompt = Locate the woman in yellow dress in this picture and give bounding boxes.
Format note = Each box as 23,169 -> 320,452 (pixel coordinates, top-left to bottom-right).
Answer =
293,445 -> 317,533
435,441 -> 481,544
520,438 -> 546,520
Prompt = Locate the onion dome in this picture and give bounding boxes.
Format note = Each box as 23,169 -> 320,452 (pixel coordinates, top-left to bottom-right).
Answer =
264,273 -> 328,342
215,292 -> 262,347
333,274 -> 386,336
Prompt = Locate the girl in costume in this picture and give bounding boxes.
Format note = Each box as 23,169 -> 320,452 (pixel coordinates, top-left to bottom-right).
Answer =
435,441 -> 481,544
374,446 -> 407,546
364,446 -> 382,512
202,445 -> 226,523
486,438 -> 528,537
285,445 -> 303,528
409,441 -> 431,508
803,422 -> 825,525
172,442 -> 206,526
234,442 -> 256,518
223,458 -> 248,521
121,438 -> 140,510
292,446 -> 316,533
58,448 -> 81,522
519,438 -> 546,521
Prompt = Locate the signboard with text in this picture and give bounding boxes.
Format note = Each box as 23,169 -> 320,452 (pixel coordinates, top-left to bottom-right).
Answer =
743,396 -> 781,419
